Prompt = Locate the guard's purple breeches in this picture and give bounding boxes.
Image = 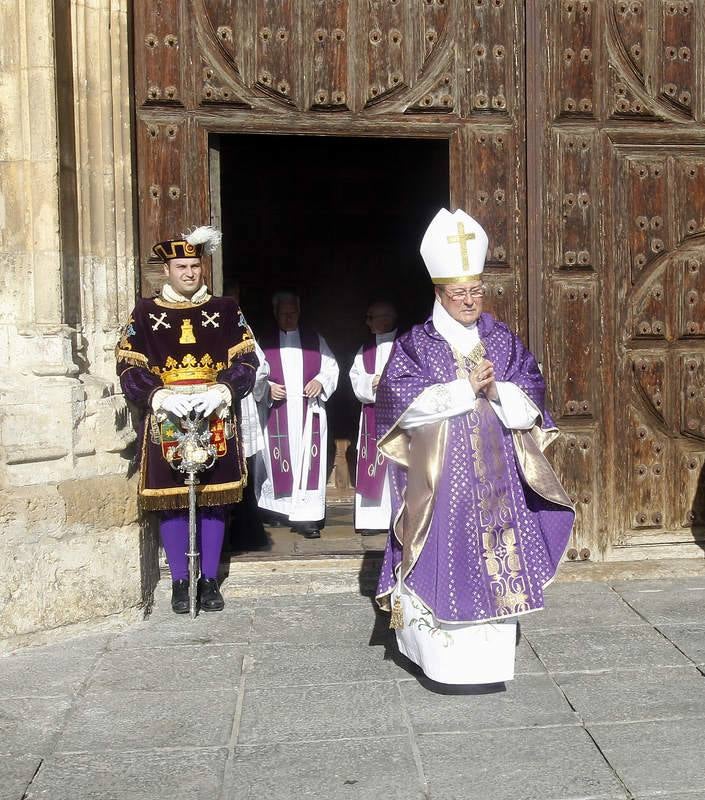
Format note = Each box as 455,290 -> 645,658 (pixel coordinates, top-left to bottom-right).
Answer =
159,508 -> 225,581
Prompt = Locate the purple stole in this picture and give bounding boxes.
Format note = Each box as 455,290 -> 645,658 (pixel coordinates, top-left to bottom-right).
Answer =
263,328 -> 322,499
356,338 -> 388,501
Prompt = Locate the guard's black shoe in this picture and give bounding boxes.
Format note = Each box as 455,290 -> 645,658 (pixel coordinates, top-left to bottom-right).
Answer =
198,577 -> 225,612
171,579 -> 189,614
303,528 -> 321,539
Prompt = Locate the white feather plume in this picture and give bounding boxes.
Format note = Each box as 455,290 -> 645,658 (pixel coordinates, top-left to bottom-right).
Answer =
183,225 -> 222,255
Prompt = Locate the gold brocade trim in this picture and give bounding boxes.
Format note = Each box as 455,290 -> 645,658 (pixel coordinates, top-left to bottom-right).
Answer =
153,240 -> 198,261
153,294 -> 212,309
432,274 -> 484,284
376,421 -> 449,615
452,342 -> 486,379
227,337 -> 255,363
471,400 -> 529,616
389,597 -> 404,630
116,349 -> 149,367
398,421 -> 448,580
376,401 -> 416,467
512,424 -> 573,510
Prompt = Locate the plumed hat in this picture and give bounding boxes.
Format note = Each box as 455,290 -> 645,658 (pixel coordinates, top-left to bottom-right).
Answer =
152,225 -> 223,263
420,208 -> 488,284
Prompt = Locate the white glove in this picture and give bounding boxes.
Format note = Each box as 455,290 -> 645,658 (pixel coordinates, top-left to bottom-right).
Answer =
191,387 -> 226,418
158,392 -> 193,418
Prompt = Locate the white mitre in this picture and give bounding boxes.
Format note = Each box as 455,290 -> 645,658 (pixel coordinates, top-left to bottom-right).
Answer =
420,208 -> 488,284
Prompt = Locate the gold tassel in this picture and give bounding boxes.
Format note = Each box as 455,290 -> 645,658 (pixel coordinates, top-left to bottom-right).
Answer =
389,596 -> 404,630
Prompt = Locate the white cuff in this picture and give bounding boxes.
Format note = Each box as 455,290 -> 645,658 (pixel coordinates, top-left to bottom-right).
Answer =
151,388 -> 170,418
213,383 -> 232,405
213,383 -> 233,419
489,382 -> 540,430
399,379 -> 476,430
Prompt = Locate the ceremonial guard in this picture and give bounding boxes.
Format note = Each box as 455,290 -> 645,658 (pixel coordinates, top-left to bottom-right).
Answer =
116,226 -> 258,613
255,291 -> 339,539
349,302 -> 398,535
375,209 -> 574,684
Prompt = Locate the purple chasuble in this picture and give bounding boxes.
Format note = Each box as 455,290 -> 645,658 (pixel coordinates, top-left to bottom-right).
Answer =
262,328 -> 322,499
374,312 -> 575,625
356,339 -> 388,501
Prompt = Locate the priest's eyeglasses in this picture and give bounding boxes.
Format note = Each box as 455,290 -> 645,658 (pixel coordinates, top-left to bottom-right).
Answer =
444,285 -> 486,302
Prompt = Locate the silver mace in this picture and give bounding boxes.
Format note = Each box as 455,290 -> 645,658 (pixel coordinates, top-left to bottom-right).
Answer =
167,410 -> 218,618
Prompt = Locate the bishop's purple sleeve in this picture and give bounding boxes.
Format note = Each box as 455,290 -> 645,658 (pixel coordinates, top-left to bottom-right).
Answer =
375,331 -> 432,441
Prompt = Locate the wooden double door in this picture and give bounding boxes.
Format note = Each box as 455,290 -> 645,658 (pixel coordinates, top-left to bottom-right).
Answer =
134,0 -> 705,561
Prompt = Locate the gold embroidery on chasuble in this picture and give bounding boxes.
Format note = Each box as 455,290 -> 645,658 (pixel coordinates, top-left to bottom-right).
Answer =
179,319 -> 197,344
452,342 -> 486,380
470,405 -> 530,617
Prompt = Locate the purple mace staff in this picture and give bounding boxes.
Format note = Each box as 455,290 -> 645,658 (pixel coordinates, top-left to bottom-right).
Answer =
166,411 -> 218,619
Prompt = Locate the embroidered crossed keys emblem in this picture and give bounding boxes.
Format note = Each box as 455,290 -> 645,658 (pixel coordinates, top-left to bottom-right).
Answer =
446,222 -> 476,272
149,312 -> 170,331
201,310 -> 220,329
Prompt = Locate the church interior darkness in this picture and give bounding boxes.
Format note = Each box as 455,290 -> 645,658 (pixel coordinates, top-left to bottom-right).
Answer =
218,133 -> 450,446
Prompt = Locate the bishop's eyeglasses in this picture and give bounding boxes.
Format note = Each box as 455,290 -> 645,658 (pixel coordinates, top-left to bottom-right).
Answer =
444,285 -> 486,302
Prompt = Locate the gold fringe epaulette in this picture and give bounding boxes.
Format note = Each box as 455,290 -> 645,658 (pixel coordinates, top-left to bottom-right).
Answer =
389,596 -> 404,630
116,349 -> 149,368
227,337 -> 256,364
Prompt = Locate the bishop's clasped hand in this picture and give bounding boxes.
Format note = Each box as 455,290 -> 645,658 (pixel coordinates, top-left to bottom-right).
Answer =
470,358 -> 498,402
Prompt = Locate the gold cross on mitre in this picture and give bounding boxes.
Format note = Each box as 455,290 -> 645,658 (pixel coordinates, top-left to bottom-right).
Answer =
446,222 -> 476,271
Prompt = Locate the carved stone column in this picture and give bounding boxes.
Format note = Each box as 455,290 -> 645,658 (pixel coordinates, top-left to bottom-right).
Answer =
0,0 -> 159,648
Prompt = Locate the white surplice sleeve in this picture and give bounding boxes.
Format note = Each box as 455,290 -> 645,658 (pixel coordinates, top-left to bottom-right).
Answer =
349,347 -> 376,404
315,335 -> 339,401
489,382 -> 540,430
399,379 -> 476,430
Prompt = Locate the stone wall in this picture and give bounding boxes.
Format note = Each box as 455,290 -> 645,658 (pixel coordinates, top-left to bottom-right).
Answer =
0,0 -> 158,647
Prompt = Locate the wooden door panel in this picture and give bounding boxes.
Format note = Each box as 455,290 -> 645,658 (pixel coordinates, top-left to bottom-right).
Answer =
542,0 -> 705,559
134,0 -> 527,336
135,0 -> 184,107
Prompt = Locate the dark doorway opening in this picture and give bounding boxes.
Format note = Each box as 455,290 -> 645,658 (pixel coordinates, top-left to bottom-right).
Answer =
217,134 -> 449,557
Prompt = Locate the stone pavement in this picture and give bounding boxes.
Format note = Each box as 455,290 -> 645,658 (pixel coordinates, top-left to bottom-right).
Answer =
2,574 -> 705,800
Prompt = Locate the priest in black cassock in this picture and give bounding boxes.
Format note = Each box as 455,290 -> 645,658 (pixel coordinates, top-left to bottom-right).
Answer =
116,226 -> 258,613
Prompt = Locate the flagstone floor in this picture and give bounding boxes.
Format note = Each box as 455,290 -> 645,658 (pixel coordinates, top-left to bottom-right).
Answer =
3,574 -> 705,799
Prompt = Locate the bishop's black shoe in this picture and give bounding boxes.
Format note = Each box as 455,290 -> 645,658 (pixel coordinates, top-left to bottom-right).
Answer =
198,577 -> 225,612
303,528 -> 321,539
171,579 -> 189,614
